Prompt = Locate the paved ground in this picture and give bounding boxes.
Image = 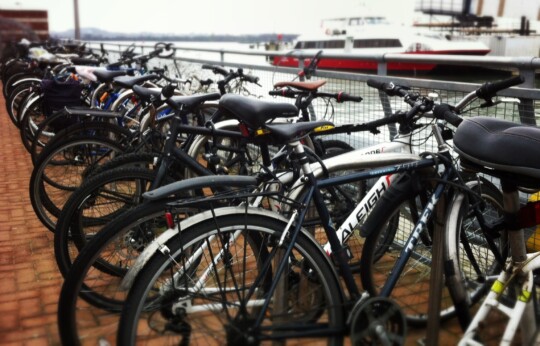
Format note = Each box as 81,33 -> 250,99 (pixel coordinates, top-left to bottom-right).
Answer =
0,89 -> 61,345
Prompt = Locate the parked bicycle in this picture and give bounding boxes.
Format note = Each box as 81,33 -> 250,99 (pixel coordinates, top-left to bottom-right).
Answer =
112,76 -> 524,345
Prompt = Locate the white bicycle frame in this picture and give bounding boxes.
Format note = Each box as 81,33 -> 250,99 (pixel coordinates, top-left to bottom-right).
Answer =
459,246 -> 540,346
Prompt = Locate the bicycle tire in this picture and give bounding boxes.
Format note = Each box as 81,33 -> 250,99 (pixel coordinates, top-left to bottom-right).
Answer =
5,80 -> 39,126
444,179 -> 506,327
117,210 -> 345,345
359,171 -> 451,326
360,172 -> 504,326
31,119 -> 132,165
54,167 -> 159,278
3,71 -> 40,98
57,199 -> 216,345
19,94 -> 46,152
318,139 -> 354,159
29,136 -> 126,231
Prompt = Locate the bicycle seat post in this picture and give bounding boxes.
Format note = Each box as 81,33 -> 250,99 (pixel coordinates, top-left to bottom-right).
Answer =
501,181 -> 527,263
500,179 -> 536,344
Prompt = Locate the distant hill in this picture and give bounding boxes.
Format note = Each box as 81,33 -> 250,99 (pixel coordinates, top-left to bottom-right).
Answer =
51,28 -> 298,43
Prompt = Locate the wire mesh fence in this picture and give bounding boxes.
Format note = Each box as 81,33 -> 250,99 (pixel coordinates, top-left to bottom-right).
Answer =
94,41 -> 540,250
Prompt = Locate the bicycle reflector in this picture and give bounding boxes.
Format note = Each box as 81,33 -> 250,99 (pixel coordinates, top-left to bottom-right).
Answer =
165,212 -> 174,229
518,200 -> 540,228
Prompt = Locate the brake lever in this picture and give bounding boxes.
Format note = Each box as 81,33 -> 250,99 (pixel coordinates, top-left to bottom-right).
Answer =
479,99 -> 495,108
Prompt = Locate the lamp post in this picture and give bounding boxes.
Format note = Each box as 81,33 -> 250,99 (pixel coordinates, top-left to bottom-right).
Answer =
74,0 -> 80,39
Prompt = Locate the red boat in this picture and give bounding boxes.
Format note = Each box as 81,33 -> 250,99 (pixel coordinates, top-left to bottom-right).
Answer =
270,16 -> 490,72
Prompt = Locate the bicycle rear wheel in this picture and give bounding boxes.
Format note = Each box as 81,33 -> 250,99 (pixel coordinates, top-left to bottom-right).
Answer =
117,209 -> 345,345
57,199 -> 202,345
360,173 -> 504,326
360,172 -> 451,326
444,179 -> 506,327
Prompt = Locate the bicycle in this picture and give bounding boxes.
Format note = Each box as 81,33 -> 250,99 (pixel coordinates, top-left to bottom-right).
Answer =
112,77 -> 525,345
52,79 -> 365,277
433,99 -> 540,345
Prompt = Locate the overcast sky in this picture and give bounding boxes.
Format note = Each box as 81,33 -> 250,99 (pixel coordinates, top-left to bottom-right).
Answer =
0,0 -> 418,34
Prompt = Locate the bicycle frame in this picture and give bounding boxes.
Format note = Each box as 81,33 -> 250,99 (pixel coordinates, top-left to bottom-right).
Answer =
460,252 -> 540,345
459,185 -> 540,345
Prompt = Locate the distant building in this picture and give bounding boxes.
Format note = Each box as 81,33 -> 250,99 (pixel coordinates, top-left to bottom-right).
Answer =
0,9 -> 49,42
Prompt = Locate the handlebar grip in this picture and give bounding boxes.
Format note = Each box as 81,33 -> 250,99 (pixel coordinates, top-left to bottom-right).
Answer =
201,64 -> 228,76
336,92 -> 363,103
433,104 -> 462,127
243,74 -> 259,84
199,78 -> 214,86
269,88 -> 297,98
366,79 -> 387,90
149,48 -> 164,58
150,67 -> 165,74
476,75 -> 525,99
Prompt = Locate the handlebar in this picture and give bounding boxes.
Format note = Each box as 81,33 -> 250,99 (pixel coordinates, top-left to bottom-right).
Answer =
367,79 -> 410,98
430,75 -> 524,127
201,65 -> 260,94
108,47 -> 169,68
268,88 -> 297,98
476,75 -> 524,101
202,64 -> 229,77
202,65 -> 259,84
433,104 -> 462,127
269,88 -> 362,103
299,50 -> 323,78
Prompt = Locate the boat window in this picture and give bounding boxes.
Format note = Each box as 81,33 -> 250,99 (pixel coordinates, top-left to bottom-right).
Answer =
353,39 -> 402,48
323,40 -> 345,48
349,18 -> 363,26
295,40 -> 345,49
295,41 -> 318,49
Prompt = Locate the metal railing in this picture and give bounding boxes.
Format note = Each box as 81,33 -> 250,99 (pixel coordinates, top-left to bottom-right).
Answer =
82,40 -> 540,255
85,41 -> 540,150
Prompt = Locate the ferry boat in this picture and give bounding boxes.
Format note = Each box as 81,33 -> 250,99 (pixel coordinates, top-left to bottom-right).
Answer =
271,16 -> 491,72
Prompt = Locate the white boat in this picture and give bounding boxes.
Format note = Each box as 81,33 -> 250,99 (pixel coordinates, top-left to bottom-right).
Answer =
271,16 -> 490,72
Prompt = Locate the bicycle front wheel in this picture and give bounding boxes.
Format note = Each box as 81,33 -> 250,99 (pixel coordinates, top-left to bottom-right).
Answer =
118,209 -> 345,345
360,172 -> 452,326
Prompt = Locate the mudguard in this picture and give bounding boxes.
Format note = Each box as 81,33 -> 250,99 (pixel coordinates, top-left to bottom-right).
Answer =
120,206 -> 342,293
359,171 -> 425,238
142,175 -> 257,200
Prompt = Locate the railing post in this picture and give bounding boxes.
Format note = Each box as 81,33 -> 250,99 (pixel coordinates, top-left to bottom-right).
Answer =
220,50 -> 225,67
377,62 -> 387,76
517,67 -> 537,126
376,60 -> 395,140
378,91 -> 397,140
298,54 -> 305,73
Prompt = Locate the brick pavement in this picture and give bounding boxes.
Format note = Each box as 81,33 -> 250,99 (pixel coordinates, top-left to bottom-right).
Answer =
0,88 -> 61,345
